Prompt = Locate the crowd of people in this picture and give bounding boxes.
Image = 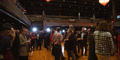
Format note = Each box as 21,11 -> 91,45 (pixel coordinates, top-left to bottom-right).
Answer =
0,20 -> 120,60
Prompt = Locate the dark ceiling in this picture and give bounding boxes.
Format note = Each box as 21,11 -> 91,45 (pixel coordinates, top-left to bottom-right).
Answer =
18,0 -> 120,19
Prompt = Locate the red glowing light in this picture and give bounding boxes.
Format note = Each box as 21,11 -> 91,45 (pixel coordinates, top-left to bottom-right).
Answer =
111,20 -> 114,24
24,9 -> 27,12
46,0 -> 51,2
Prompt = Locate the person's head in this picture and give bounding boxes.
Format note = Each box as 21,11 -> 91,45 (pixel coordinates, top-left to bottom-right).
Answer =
56,28 -> 61,32
87,28 -> 90,32
81,27 -> 87,32
69,25 -> 75,31
21,28 -> 28,35
98,20 -> 109,31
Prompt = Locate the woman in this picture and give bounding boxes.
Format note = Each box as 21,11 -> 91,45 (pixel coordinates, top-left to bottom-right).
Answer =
93,21 -> 115,60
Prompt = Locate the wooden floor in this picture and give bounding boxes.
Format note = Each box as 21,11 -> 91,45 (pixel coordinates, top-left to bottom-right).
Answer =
29,45 -> 119,60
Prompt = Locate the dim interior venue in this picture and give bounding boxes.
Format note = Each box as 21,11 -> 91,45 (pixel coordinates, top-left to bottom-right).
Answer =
0,0 -> 120,60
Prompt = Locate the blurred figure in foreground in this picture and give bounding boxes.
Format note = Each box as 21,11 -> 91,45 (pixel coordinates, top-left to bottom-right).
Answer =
19,28 -> 30,60
52,28 -> 64,60
0,23 -> 15,60
93,21 -> 115,60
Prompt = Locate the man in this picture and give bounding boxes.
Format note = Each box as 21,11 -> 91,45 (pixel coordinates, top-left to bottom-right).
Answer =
37,30 -> 44,50
44,31 -> 50,50
80,27 -> 88,56
52,28 -> 63,60
19,28 -> 30,60
77,31 -> 83,53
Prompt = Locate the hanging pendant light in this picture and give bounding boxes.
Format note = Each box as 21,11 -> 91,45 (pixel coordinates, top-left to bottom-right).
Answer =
46,0 -> 51,3
99,0 -> 110,6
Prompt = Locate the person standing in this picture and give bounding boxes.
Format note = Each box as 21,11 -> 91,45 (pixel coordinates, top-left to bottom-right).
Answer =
52,28 -> 63,60
30,33 -> 36,51
19,28 -> 30,60
11,30 -> 20,60
44,31 -> 50,50
80,27 -> 88,56
50,30 -> 55,46
118,32 -> 120,56
93,21 -> 115,60
37,30 -> 44,50
65,25 -> 79,60
36,32 -> 40,50
88,28 -> 98,60
77,31 -> 83,54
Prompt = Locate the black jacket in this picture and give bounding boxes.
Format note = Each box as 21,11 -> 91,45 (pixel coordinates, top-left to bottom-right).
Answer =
88,34 -> 98,60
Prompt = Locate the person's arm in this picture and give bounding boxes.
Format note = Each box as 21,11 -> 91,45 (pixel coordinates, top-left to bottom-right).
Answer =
108,32 -> 115,53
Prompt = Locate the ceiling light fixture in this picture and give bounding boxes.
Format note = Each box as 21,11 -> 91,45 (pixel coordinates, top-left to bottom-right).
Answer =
46,0 -> 51,3
99,0 -> 110,6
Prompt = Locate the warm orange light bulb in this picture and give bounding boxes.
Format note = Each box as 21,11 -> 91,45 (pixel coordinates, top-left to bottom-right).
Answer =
99,0 -> 110,6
